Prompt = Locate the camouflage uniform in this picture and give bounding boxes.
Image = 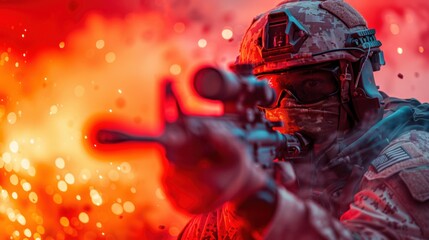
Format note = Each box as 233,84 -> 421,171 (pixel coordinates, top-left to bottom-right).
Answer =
178,98 -> 429,240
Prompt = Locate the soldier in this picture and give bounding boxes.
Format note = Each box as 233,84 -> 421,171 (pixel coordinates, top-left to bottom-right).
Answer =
162,0 -> 429,239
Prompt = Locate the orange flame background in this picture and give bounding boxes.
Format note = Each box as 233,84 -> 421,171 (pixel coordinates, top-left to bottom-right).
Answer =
0,0 -> 428,239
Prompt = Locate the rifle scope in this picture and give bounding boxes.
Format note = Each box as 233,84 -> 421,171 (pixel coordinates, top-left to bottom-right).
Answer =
193,64 -> 276,108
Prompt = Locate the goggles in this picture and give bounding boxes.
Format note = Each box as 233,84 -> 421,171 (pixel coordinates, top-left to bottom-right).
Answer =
257,63 -> 340,107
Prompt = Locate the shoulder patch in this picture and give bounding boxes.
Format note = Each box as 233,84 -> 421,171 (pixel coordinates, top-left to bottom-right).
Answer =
371,146 -> 411,173
399,168 -> 429,202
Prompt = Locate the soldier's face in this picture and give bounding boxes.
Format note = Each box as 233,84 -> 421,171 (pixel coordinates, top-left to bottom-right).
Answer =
257,64 -> 341,143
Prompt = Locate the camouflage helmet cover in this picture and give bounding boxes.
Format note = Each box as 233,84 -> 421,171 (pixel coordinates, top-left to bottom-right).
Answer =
237,0 -> 382,75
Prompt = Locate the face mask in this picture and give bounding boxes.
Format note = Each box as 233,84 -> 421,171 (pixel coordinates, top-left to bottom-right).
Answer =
264,95 -> 340,143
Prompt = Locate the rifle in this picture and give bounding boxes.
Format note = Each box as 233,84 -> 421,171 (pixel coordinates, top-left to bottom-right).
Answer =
96,64 -> 308,169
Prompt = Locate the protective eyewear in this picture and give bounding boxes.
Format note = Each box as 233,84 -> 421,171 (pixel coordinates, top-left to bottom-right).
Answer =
257,63 -> 340,107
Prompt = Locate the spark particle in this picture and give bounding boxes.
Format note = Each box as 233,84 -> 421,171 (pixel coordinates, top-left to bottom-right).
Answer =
59,41 -> 65,49
397,47 -> 403,54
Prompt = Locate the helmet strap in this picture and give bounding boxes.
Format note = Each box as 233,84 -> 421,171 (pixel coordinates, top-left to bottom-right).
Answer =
336,60 -> 358,151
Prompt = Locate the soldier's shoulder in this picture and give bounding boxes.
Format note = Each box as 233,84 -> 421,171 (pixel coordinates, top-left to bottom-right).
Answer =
363,130 -> 429,203
364,130 -> 429,181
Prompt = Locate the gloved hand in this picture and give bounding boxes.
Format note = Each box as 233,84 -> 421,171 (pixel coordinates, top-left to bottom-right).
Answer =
161,120 -> 269,214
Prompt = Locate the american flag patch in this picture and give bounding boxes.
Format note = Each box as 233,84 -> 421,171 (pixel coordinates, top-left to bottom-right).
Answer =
371,147 -> 411,173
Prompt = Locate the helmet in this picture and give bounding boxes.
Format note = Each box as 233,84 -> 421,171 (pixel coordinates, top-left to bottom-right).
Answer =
237,0 -> 386,125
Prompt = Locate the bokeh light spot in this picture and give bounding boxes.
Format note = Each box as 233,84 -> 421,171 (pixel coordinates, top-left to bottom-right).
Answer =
22,181 -> 32,191
55,157 -> 65,169
17,214 -> 26,225
397,47 -> 403,54
10,174 -> 19,185
111,203 -> 123,215
119,162 -> 131,174
21,158 -> 30,170
65,173 -> 75,184
7,112 -> 17,124
37,226 -> 45,235
29,192 -> 38,203
169,64 -> 182,75
59,41 -> 66,48
105,52 -> 116,63
53,193 -> 63,204
198,39 -> 207,48
221,28 -> 233,40
24,228 -> 32,238
390,23 -> 400,35
419,46 -> 425,53
9,140 -> 19,153
11,192 -> 18,199
80,169 -> 92,182
49,105 -> 58,115
173,22 -> 186,33
60,217 -> 70,227
79,212 -> 89,224
96,40 -> 105,49
58,180 -> 68,192
90,189 -> 103,206
123,201 -> 135,213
